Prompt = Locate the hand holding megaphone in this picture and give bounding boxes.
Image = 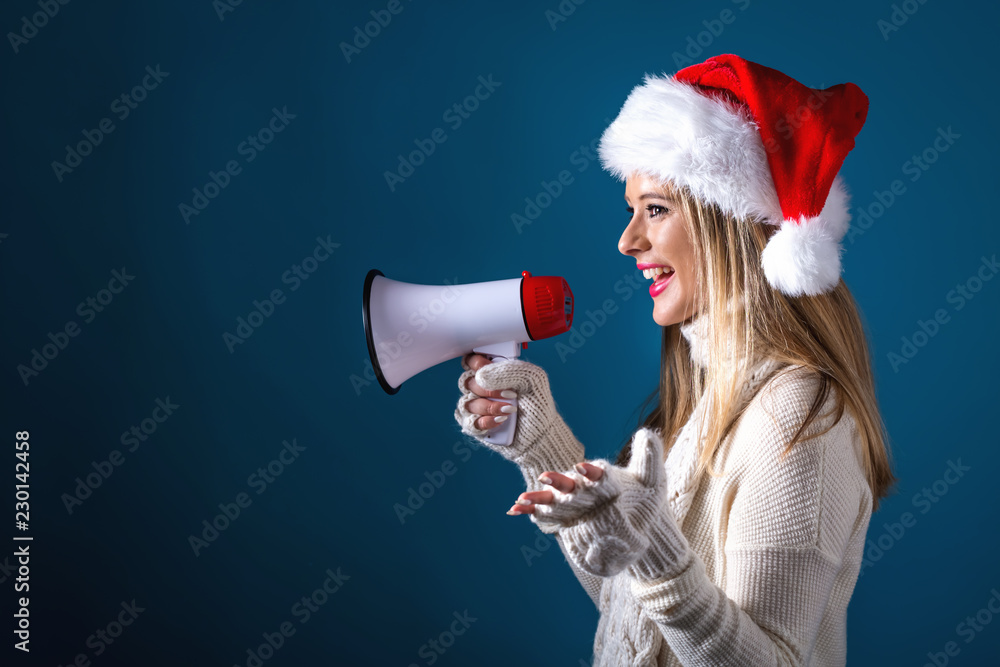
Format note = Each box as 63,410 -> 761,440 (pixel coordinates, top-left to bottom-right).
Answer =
457,353 -> 519,433
455,353 -> 559,458
455,351 -> 523,447
362,269 -> 574,446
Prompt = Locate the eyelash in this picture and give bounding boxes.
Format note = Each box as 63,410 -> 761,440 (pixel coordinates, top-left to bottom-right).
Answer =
626,204 -> 669,219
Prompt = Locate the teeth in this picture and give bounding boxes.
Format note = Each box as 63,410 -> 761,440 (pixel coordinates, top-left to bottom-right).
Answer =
642,267 -> 673,280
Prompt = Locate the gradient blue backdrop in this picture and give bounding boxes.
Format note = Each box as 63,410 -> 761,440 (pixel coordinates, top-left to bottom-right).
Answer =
2,1 -> 998,665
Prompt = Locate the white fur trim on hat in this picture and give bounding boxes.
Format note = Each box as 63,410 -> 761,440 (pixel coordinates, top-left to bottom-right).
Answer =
598,73 -> 783,224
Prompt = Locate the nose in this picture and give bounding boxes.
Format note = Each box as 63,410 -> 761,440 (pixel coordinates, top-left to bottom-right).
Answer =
618,214 -> 649,257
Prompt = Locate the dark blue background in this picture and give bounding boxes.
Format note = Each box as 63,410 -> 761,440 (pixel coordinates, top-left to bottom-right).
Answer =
2,0 -> 998,665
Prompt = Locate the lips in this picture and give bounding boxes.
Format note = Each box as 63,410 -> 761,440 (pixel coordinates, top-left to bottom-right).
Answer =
649,270 -> 673,297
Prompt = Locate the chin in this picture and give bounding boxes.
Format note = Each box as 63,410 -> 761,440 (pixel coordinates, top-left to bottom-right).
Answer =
652,305 -> 685,327
652,294 -> 698,327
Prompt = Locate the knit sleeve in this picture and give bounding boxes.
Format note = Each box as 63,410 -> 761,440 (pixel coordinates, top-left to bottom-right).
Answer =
514,418 -> 605,609
554,533 -> 604,608
629,369 -> 868,666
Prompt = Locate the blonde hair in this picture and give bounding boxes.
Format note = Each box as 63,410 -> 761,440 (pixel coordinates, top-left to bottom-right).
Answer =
615,178 -> 898,512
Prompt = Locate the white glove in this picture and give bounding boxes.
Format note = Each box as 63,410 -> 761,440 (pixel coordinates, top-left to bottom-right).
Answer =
533,428 -> 693,579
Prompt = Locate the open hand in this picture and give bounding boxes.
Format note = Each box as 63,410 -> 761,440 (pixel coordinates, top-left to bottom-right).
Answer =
501,428 -> 670,577
506,462 -> 605,515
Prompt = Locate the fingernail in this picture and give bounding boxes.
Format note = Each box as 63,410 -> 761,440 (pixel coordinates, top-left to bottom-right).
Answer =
506,508 -> 520,515
495,415 -> 508,423
538,475 -> 552,485
500,404 -> 517,414
515,498 -> 531,506
500,390 -> 517,399
575,463 -> 588,475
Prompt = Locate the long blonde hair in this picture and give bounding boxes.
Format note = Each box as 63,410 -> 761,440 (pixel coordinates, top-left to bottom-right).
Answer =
615,178 -> 898,512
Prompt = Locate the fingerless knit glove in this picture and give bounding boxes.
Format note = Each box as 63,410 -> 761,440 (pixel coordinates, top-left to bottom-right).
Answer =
454,357 -> 586,525
533,428 -> 694,580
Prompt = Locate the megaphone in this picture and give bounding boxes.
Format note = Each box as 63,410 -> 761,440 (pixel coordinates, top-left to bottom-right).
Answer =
362,269 -> 574,446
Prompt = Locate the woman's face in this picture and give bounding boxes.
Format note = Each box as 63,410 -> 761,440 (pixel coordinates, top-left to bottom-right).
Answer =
619,172 -> 699,327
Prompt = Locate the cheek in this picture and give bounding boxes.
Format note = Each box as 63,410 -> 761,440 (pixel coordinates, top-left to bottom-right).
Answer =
663,243 -> 696,300
651,219 -> 689,254
647,225 -> 669,248
666,232 -> 696,276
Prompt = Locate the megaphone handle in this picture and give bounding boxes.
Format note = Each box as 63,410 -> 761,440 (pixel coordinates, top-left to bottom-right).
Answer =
479,349 -> 519,448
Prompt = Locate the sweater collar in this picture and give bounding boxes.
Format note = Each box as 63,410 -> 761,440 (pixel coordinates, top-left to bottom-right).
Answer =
678,310 -> 771,372
678,314 -> 710,369
667,314 -> 786,529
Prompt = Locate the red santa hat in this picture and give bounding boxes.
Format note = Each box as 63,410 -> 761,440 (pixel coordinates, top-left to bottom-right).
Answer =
598,53 -> 869,297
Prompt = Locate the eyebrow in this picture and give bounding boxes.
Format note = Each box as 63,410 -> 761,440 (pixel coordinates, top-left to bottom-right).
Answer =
625,192 -> 677,204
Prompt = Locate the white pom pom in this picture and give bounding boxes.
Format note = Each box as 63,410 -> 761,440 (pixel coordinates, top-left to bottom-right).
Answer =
761,215 -> 843,297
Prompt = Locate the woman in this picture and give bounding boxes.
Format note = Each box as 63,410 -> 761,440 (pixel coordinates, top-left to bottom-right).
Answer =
455,54 -> 897,666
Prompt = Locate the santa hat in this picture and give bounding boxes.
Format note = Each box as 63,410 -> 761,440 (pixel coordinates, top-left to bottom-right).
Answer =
598,54 -> 869,297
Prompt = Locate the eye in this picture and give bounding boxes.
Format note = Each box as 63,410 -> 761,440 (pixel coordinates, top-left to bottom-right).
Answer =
625,204 -> 670,219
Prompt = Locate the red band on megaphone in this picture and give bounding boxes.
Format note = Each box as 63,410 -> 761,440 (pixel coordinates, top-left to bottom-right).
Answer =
522,275 -> 573,340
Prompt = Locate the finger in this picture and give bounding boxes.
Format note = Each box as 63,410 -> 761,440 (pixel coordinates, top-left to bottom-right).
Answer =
518,490 -> 555,505
538,471 -> 575,494
466,397 -> 517,418
575,462 -> 604,481
475,414 -> 509,431
506,503 -> 533,515
464,353 -> 493,371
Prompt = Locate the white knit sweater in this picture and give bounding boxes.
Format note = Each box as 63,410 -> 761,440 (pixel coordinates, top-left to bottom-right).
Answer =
459,315 -> 873,666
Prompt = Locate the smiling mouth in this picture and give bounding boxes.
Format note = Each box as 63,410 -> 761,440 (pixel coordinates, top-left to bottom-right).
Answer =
641,266 -> 674,280
649,270 -> 674,297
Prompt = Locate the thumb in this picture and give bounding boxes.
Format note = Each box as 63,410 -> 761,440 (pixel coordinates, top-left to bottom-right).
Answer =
476,358 -> 547,395
626,428 -> 665,489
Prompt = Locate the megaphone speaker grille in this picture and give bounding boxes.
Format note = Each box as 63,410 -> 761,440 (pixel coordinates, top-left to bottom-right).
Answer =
522,276 -> 574,340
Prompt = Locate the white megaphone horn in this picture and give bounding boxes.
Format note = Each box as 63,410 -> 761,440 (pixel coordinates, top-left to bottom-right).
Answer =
362,269 -> 574,446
